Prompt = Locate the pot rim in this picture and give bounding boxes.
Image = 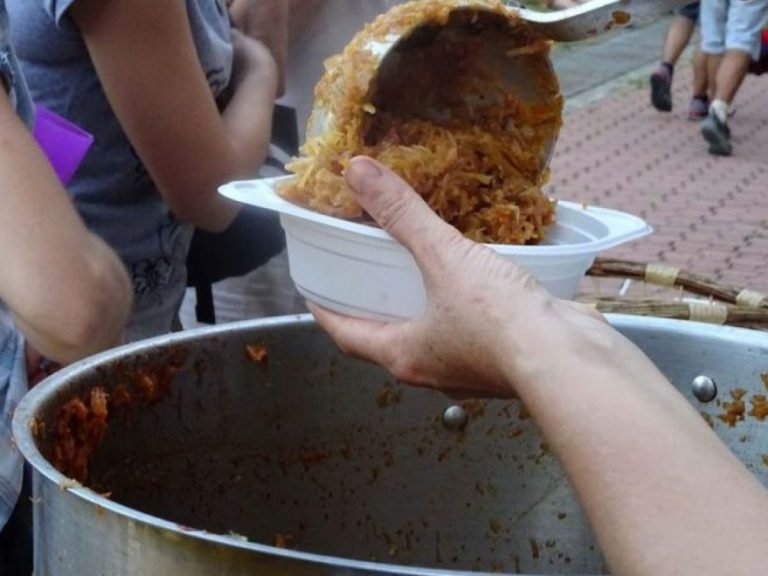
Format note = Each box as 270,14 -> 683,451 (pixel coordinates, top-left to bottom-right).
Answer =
12,314 -> 768,576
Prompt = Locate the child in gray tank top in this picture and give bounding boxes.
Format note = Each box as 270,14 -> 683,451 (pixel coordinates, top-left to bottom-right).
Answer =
8,0 -> 279,341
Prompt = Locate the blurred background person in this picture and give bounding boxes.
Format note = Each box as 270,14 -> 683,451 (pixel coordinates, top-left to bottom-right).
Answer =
699,0 -> 768,155
8,0 -> 280,340
650,3 -> 711,120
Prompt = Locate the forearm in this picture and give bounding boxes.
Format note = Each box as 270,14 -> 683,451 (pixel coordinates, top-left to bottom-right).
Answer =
14,234 -> 131,364
505,307 -> 768,575
0,100 -> 132,363
313,158 -> 768,574
175,40 -> 277,232
223,32 -> 278,176
315,158 -> 768,576
70,0 -> 277,233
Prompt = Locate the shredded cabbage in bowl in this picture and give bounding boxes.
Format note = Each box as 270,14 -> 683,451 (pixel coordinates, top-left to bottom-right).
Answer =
280,0 -> 562,245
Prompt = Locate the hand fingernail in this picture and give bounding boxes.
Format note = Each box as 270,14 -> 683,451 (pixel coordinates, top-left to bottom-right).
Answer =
346,157 -> 382,197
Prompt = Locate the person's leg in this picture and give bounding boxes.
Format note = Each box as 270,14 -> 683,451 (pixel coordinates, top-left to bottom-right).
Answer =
692,46 -> 710,96
700,48 -> 735,155
713,0 -> 768,104
712,49 -> 751,104
705,51 -> 723,95
700,0 -> 726,91
701,0 -> 768,155
698,0 -> 731,154
688,46 -> 710,120
685,3 -> 711,120
663,13 -> 697,65
650,7 -> 697,112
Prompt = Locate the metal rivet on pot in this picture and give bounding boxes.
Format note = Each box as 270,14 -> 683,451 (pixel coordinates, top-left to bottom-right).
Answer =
442,405 -> 469,431
691,375 -> 717,403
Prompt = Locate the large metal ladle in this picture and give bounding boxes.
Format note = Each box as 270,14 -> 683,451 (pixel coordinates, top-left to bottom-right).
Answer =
307,0 -> 691,172
518,0 -> 691,43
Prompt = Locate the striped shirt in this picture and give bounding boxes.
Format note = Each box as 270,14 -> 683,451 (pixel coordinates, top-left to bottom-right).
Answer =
0,0 -> 34,531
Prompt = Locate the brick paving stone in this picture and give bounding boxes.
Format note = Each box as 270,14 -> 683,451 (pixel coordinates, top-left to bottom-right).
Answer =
547,64 -> 768,300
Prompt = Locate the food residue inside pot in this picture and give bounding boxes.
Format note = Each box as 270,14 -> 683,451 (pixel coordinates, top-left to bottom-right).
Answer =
53,388 -> 109,483
245,342 -> 269,364
50,353 -> 184,483
718,388 -> 747,427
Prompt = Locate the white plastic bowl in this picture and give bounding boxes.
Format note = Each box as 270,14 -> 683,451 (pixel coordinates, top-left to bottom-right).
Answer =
220,176 -> 652,320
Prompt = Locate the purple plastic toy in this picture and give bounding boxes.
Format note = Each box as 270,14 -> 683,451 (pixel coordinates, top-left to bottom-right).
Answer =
32,104 -> 94,185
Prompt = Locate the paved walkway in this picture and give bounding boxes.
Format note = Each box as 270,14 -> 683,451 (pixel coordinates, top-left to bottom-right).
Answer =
181,19 -> 768,327
549,52 -> 768,299
553,17 -> 671,103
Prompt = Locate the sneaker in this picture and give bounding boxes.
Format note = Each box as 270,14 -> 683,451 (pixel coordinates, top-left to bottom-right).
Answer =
687,96 -> 709,121
650,66 -> 672,112
700,111 -> 732,156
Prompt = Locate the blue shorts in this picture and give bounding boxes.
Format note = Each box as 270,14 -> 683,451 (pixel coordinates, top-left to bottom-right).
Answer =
701,0 -> 768,59
676,2 -> 701,22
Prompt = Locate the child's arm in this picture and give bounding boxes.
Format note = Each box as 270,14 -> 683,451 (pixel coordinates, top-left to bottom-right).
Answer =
70,0 -> 279,232
0,91 -> 131,364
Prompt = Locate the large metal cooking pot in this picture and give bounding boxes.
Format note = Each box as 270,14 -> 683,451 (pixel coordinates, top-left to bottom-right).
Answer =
13,315 -> 768,575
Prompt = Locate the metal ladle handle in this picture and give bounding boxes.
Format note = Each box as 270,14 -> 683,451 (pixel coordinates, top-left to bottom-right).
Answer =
517,0 -> 694,43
